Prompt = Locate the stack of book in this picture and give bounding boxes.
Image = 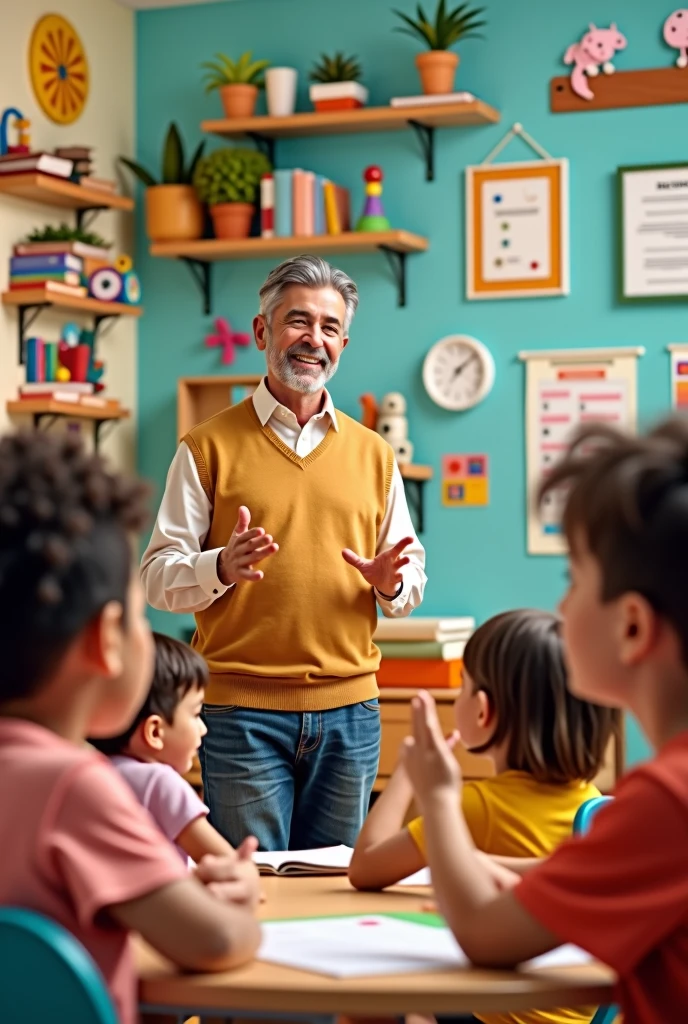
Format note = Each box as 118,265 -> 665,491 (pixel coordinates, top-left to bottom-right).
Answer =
19,376 -> 120,414
260,170 -> 350,239
12,238 -> 111,285
54,145 -> 92,179
0,151 -> 73,179
374,616 -> 475,688
8,252 -> 86,298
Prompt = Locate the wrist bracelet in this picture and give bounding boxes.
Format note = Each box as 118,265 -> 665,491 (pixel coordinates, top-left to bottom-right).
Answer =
376,581 -> 404,601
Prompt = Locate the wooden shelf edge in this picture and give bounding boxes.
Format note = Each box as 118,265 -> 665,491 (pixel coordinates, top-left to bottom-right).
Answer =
150,230 -> 429,261
550,66 -> 688,113
6,400 -> 130,421
399,463 -> 433,481
2,289 -> 143,317
0,172 -> 134,211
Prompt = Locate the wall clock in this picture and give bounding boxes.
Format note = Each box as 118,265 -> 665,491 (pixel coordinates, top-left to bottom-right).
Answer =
422,335 -> 495,411
29,14 -> 89,125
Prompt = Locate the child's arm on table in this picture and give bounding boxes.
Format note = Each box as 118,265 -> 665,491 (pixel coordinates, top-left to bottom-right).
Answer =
349,759 -> 426,890
109,876 -> 261,971
402,692 -> 559,967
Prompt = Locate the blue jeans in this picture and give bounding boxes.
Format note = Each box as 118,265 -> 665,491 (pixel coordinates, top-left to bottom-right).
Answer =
199,700 -> 381,850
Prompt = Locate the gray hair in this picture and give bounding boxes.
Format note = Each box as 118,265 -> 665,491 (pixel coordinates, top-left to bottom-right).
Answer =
258,254 -> 359,333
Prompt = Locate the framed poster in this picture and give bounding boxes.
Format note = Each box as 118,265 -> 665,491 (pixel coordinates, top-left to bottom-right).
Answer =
519,346 -> 644,555
618,163 -> 688,303
668,344 -> 688,409
466,159 -> 569,300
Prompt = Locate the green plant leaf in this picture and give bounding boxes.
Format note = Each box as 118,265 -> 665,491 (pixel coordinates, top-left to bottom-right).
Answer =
119,155 -> 157,187
162,122 -> 184,184
185,140 -> 206,184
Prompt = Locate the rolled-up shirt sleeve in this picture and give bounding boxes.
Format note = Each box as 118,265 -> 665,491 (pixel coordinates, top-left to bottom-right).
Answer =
375,461 -> 427,618
140,443 -> 232,613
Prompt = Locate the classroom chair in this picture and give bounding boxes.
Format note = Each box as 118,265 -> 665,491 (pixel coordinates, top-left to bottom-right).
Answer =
0,906 -> 118,1023
573,797 -> 618,1024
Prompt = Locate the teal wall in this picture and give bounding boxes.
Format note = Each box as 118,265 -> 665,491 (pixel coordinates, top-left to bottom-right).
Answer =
135,0 -> 680,765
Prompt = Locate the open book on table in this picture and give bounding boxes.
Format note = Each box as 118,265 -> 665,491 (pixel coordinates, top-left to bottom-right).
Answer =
253,844 -> 354,875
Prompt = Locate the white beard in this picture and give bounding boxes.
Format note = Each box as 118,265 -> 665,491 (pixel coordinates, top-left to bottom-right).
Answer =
266,334 -> 339,394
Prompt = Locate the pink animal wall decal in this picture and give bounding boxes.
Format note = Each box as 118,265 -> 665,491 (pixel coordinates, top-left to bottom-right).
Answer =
563,23 -> 628,100
664,10 -> 688,68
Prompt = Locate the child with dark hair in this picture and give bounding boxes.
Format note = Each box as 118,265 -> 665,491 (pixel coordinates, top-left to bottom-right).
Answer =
0,431 -> 260,1024
92,632 -> 259,875
401,416 -> 688,1024
350,609 -> 615,1024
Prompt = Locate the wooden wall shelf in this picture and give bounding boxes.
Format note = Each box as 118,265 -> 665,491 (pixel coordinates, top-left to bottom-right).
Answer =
202,100 -> 500,182
6,400 -> 130,449
2,289 -> 142,364
151,231 -> 429,313
550,66 -> 688,113
0,173 -> 133,230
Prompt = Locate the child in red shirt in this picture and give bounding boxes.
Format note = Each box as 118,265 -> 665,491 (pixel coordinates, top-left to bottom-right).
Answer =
402,416 -> 688,1024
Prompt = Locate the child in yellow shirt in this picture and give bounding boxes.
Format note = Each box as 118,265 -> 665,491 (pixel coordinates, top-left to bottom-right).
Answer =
350,608 -> 617,1024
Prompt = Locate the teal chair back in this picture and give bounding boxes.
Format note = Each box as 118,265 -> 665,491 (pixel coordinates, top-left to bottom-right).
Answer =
0,907 -> 118,1024
573,797 -> 618,1024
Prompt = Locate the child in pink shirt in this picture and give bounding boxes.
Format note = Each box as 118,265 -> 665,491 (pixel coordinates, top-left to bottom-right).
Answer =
0,431 -> 261,1024
92,632 -> 257,874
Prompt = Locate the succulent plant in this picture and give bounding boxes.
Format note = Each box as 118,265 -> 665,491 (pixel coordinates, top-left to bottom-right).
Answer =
200,51 -> 270,92
119,123 -> 205,187
392,0 -> 486,50
193,147 -> 272,206
25,223 -> 111,248
310,52 -> 362,83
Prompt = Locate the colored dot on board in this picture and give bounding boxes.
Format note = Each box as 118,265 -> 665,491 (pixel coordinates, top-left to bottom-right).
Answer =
501,222 -> 509,230
448,459 -> 461,474
359,920 -> 381,927
495,258 -> 503,267
493,194 -> 502,203
502,239 -> 510,247
530,261 -> 539,270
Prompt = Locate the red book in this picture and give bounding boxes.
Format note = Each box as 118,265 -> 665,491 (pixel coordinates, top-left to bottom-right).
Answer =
376,658 -> 463,689
260,174 -> 274,239
292,170 -> 314,237
335,186 -> 350,232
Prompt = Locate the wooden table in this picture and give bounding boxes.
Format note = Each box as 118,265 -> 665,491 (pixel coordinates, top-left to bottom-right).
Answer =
137,876 -> 614,1017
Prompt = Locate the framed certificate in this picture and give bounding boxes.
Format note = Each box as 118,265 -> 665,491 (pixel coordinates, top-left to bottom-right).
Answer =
465,159 -> 569,301
618,163 -> 688,303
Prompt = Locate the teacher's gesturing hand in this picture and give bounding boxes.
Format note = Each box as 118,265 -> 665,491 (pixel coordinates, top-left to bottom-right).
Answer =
341,536 -> 413,598
217,505 -> 279,585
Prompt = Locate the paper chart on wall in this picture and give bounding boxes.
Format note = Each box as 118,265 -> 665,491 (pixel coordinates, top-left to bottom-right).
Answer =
619,164 -> 688,301
668,345 -> 688,410
520,348 -> 644,555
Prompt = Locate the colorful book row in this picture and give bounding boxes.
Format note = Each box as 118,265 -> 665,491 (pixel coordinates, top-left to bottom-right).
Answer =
260,170 -> 350,239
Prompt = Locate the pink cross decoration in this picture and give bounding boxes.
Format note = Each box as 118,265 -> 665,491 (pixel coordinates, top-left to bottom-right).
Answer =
205,317 -> 251,365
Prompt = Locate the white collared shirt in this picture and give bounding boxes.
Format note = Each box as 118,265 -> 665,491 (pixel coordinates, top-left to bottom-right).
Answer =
141,379 -> 426,617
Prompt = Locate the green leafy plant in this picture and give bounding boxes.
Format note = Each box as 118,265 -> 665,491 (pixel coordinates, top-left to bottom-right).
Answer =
193,147 -> 272,206
310,52 -> 362,83
200,51 -> 270,92
392,0 -> 486,50
25,223 -> 111,248
119,123 -> 205,188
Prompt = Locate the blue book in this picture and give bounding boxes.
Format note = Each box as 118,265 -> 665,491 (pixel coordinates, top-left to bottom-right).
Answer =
25,337 -> 44,383
274,169 -> 293,237
313,175 -> 326,235
10,253 -> 82,273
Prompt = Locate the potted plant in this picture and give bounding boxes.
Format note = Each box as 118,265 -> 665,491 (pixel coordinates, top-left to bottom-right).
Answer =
392,0 -> 486,95
200,51 -> 270,118
309,53 -> 368,112
193,147 -> 272,240
120,123 -> 205,242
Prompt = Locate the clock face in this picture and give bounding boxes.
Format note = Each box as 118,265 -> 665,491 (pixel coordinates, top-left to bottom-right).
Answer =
422,335 -> 495,411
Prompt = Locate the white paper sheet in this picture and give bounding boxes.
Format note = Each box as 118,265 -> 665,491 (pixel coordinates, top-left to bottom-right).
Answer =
258,915 -> 591,978
397,867 -> 432,886
622,164 -> 688,298
253,845 -> 353,874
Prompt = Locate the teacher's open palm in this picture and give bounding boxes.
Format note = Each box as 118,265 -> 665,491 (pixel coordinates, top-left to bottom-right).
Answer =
341,536 -> 413,597
217,506 -> 279,585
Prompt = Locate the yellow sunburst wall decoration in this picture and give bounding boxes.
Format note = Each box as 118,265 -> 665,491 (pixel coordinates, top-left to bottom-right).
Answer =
29,14 -> 89,125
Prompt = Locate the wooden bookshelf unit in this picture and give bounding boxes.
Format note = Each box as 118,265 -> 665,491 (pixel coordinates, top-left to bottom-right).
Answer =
178,374 -> 262,438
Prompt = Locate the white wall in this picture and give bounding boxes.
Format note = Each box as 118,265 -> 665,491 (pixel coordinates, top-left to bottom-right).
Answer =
0,0 -> 137,470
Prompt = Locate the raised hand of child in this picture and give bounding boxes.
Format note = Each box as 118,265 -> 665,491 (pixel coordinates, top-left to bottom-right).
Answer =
400,690 -> 462,807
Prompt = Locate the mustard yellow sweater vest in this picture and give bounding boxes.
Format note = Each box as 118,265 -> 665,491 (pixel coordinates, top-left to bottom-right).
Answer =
184,398 -> 394,711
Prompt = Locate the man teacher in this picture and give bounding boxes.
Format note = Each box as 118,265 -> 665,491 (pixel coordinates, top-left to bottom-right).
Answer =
142,254 -> 426,851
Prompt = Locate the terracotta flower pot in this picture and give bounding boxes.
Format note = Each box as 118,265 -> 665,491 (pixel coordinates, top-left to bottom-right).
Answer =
210,202 -> 254,239
219,84 -> 258,118
415,50 -> 459,95
144,184 -> 204,242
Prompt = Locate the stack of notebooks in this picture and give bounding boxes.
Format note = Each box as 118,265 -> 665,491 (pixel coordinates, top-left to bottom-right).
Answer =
260,170 -> 350,239
8,252 -> 86,298
374,615 -> 475,688
0,150 -> 74,179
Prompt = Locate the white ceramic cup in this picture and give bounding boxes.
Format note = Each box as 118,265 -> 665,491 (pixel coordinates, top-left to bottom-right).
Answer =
266,67 -> 298,117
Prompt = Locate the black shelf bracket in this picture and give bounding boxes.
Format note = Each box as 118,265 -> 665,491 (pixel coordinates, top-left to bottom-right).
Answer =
75,205 -> 108,232
247,132 -> 276,167
378,246 -> 407,307
17,303 -> 48,364
402,476 -> 428,534
180,257 -> 212,316
407,120 -> 435,182
32,411 -> 120,451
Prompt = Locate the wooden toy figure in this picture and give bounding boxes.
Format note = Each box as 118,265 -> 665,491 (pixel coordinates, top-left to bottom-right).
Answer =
356,165 -> 391,232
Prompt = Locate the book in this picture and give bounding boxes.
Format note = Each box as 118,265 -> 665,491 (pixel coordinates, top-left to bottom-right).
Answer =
44,342 -> 58,382
54,145 -> 92,159
378,639 -> 467,662
20,381 -> 94,396
377,658 -> 462,688
309,82 -> 369,106
313,175 -> 326,235
13,241 -> 111,260
8,280 -> 87,297
335,185 -> 351,231
273,169 -> 293,237
10,271 -> 82,287
323,180 -> 341,234
0,151 -> 73,177
18,390 -> 80,405
25,338 -> 45,384
253,844 -> 352,876
260,173 -> 274,238
390,91 -> 475,108
10,254 -> 83,274
293,169 -> 315,236
374,616 -> 475,643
